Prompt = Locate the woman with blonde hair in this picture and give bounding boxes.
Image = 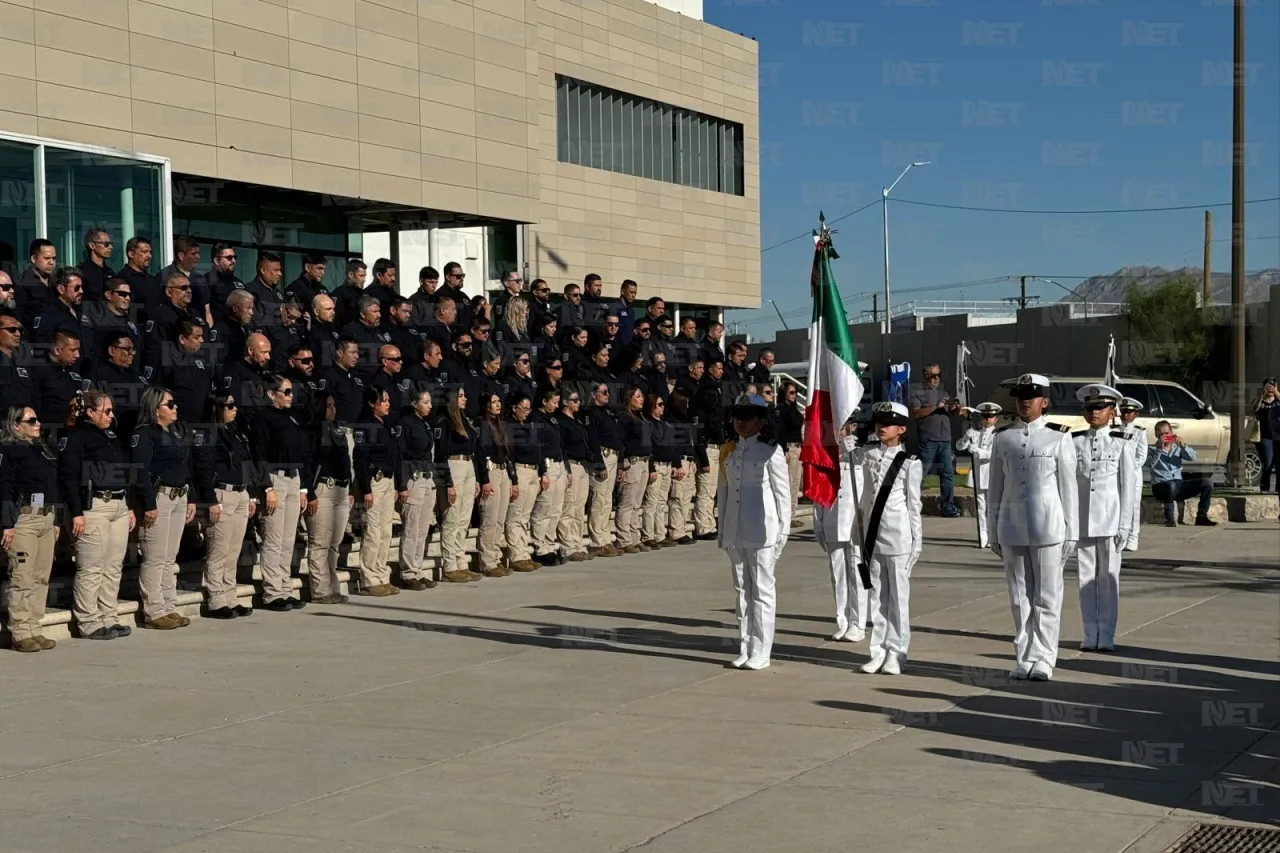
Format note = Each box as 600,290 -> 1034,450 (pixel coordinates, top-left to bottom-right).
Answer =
435,386 -> 481,582
131,386 -> 197,630
1,405 -> 59,652
59,391 -> 135,640
497,295 -> 530,345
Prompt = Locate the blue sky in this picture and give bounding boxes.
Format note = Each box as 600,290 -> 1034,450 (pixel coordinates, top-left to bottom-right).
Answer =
704,0 -> 1280,340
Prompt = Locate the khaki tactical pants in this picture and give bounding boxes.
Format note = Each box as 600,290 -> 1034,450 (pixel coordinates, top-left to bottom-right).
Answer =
261,473 -> 302,603
558,460 -> 590,554
358,476 -> 396,589
786,446 -> 803,523
666,462 -> 696,541
477,466 -> 512,569
642,461 -> 673,543
138,491 -> 188,622
73,498 -> 131,634
204,489 -> 250,609
440,459 -> 477,573
306,481 -> 351,598
6,510 -> 56,642
694,445 -> 720,536
531,460 -> 567,557
505,465 -> 539,563
587,452 -> 619,548
615,458 -> 649,548
399,474 -> 437,581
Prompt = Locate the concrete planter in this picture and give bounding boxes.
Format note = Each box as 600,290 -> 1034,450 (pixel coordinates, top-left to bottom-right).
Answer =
921,493 -> 1280,523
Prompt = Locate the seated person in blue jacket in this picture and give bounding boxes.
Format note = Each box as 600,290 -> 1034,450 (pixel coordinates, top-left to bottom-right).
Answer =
1147,420 -> 1217,527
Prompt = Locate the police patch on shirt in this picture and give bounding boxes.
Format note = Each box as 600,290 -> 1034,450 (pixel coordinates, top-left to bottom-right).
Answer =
145,320 -> 155,333
194,359 -> 204,370
398,379 -> 410,391
32,316 -> 41,329
223,376 -> 232,388
194,432 -> 204,446
128,322 -> 138,336
353,377 -> 363,387
208,329 -> 218,342
391,426 -> 402,437
316,379 -> 326,390
130,434 -> 140,448
58,437 -> 67,450
354,431 -> 364,444
143,366 -> 153,381
16,367 -> 28,378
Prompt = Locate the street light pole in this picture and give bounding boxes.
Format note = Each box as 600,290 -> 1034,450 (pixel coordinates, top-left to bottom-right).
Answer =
882,161 -> 929,333
1229,0 -> 1247,486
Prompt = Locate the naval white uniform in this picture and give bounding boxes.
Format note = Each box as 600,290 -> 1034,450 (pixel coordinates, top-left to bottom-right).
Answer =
717,434 -> 790,668
956,425 -> 997,547
988,416 -> 1079,677
1120,422 -> 1148,551
1072,425 -> 1137,649
813,434 -> 868,641
850,441 -> 923,669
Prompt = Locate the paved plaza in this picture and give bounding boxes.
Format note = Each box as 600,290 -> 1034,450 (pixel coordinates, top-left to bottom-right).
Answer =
1,517 -> 1277,852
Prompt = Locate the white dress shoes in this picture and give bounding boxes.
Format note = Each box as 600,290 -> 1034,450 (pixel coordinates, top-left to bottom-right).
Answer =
729,652 -> 750,669
1029,660 -> 1053,681
1010,663 -> 1031,680
743,656 -> 771,671
860,650 -> 887,674
843,628 -> 866,643
880,654 -> 902,675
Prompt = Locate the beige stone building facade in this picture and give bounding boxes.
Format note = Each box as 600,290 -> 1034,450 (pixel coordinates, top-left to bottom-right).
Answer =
0,0 -> 760,312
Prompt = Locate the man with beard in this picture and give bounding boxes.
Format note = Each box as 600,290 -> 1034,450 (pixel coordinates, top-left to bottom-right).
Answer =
401,338 -> 447,409
32,330 -> 87,430
218,332 -> 274,427
308,293 -> 339,364
245,251 -> 287,328
217,290 -> 263,372
341,295 -> 390,380
33,267 -> 85,357
284,344 -> 320,414
384,295 -> 424,363
15,238 -> 57,327
285,252 -> 328,309
161,237 -> 212,327
363,258 -> 399,315
116,237 -> 160,320
205,242 -> 245,327
83,278 -> 141,373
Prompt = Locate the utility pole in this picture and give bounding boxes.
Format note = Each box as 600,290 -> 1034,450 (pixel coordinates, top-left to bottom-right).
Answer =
872,294 -> 879,328
1230,0 -> 1248,486
1020,275 -> 1027,309
1203,211 -> 1213,304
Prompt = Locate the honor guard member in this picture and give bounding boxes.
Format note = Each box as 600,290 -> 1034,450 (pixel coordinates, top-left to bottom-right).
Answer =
812,418 -> 867,642
582,382 -> 623,557
956,402 -> 1002,549
199,391 -> 257,620
397,388 -> 439,590
1117,397 -> 1148,551
252,375 -> 310,611
352,386 -> 407,596
717,393 -> 791,671
161,319 -> 216,431
32,331 -> 88,431
852,402 -> 923,675
987,373 -> 1079,681
60,390 -> 135,640
1,404 -> 60,652
131,387 -> 201,631
304,391 -> 354,604
1071,384 -> 1138,652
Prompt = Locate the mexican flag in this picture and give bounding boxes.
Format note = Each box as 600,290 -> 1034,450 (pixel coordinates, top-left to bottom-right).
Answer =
800,219 -> 863,509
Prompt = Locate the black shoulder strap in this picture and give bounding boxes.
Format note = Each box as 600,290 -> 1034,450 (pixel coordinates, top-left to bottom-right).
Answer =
858,452 -> 914,589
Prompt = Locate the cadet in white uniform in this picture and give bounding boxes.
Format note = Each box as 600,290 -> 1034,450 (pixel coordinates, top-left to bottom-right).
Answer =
1117,398 -> 1148,551
956,402 -> 1001,548
1071,384 -> 1137,651
851,402 -> 923,675
988,374 -> 1079,681
812,419 -> 867,642
717,394 -> 790,671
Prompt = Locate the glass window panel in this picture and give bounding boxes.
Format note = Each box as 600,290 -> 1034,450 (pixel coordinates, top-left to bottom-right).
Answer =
578,82 -> 593,166
613,94 -> 626,175
590,88 -> 605,169
661,108 -> 674,183
44,148 -> 162,272
700,116 -> 711,189
602,91 -> 615,171
0,140 -> 38,281
639,101 -> 654,180
556,78 -> 570,163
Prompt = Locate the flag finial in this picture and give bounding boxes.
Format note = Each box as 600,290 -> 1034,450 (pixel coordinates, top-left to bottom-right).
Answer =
814,212 -> 839,258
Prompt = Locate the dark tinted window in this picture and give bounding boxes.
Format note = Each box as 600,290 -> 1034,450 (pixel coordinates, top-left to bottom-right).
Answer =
1048,382 -> 1087,411
1116,382 -> 1153,412
1153,384 -> 1203,418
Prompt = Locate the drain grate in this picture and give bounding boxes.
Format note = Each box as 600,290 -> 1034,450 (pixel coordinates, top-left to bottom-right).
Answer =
1165,825 -> 1280,853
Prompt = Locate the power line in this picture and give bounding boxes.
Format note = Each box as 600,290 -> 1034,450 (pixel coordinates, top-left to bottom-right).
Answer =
760,198 -> 880,253
889,196 -> 1280,215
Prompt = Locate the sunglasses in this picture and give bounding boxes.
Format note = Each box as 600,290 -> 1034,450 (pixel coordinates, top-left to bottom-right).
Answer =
161,401 -> 177,409
457,341 -> 473,348
295,356 -> 314,364
1084,403 -> 1111,412
111,345 -> 136,353
0,284 -> 14,291
219,254 -> 237,261
383,355 -> 403,362
19,416 -> 40,425
449,273 -> 466,279
605,322 -> 619,327
567,397 -> 580,403
110,290 -> 132,298
93,240 -> 113,247
0,325 -> 22,333
517,358 -> 530,364
925,373 -> 941,379
534,288 -> 549,294
225,401 -> 238,409
549,364 -> 563,370
169,285 -> 191,292
276,388 -> 294,396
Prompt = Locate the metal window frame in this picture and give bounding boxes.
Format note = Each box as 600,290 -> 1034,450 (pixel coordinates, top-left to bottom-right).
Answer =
0,129 -> 174,266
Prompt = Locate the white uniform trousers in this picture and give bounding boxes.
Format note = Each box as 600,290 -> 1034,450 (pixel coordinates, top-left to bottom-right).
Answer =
868,554 -> 911,658
1002,544 -> 1066,669
725,545 -> 779,662
974,488 -> 989,548
827,546 -> 869,638
1077,537 -> 1121,647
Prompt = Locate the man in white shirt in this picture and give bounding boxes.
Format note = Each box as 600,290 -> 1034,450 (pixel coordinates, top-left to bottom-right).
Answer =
1117,397 -> 1148,551
1071,384 -> 1138,652
988,373 -> 1079,682
956,401 -> 1001,548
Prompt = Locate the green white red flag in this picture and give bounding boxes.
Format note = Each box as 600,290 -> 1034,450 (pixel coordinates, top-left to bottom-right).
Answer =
800,217 -> 863,509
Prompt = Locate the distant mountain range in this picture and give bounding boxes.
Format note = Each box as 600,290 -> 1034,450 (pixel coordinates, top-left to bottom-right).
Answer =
1065,266 -> 1280,304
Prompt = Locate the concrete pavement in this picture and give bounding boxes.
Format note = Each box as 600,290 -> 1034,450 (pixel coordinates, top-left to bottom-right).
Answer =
0,516 -> 1276,852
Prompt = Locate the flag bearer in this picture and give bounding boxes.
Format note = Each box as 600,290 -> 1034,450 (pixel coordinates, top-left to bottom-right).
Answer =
1117,397 -> 1148,551
956,402 -> 1001,548
812,418 -> 867,642
1071,384 -> 1137,652
988,374 -> 1079,682
852,402 -> 922,675
717,394 -> 790,671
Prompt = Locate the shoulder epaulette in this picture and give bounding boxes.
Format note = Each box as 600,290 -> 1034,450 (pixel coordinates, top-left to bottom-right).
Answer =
996,423 -> 1016,432
1110,430 -> 1131,439
1047,422 -> 1071,433
1071,429 -> 1089,438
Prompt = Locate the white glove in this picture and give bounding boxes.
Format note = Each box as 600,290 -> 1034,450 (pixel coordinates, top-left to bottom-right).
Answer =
989,542 -> 1003,559
1114,531 -> 1129,549
907,550 -> 922,573
1062,540 -> 1078,560
840,434 -> 858,452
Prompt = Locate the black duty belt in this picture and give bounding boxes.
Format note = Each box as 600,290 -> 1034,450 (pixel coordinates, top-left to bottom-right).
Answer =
601,448 -> 618,457
94,490 -> 127,500
447,454 -> 470,461
371,470 -> 393,481
216,483 -> 247,492
320,477 -> 350,488
18,505 -> 54,517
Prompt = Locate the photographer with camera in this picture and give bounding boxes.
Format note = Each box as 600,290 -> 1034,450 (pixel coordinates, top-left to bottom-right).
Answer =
1147,421 -> 1216,528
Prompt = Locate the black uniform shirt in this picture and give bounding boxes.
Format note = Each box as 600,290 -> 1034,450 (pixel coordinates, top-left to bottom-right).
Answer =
534,410 -> 565,463
507,417 -> 544,475
251,406 -> 309,477
399,413 -> 437,482
321,365 -> 365,424
582,405 -> 624,461
555,412 -> 592,463
78,258 -> 115,302
434,420 -> 478,487
57,423 -> 129,517
161,348 -> 215,426
130,422 -> 195,511
32,361 -> 88,426
353,417 -> 405,493
0,439 -> 58,529
307,422 -> 352,489
621,415 -> 651,459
